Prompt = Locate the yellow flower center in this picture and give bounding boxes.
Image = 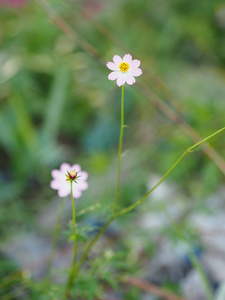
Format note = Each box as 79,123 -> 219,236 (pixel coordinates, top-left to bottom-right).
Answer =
119,62 -> 129,72
66,170 -> 78,181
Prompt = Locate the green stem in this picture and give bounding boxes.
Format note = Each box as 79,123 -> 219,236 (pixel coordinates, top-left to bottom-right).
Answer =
73,126 -> 225,281
46,197 -> 65,281
113,84 -> 125,214
71,216 -> 115,279
115,126 -> 225,218
64,182 -> 78,297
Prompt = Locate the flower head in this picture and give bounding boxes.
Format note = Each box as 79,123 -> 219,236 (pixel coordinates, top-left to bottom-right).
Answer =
66,170 -> 78,182
106,54 -> 142,87
50,163 -> 88,198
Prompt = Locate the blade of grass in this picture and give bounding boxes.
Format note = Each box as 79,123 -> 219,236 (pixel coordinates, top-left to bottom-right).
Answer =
41,65 -> 69,144
8,93 -> 39,152
0,113 -> 19,155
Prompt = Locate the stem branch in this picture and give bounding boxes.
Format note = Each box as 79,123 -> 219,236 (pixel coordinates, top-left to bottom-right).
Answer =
71,126 -> 225,285
115,126 -> 225,218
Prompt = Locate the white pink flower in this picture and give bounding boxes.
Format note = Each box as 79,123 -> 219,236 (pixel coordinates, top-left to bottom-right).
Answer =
50,163 -> 88,198
106,54 -> 142,87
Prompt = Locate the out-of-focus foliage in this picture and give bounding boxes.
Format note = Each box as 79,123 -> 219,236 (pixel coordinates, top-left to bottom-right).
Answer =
0,0 -> 225,298
0,0 -> 225,197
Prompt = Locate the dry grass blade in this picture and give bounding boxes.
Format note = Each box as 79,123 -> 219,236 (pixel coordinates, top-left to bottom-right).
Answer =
124,276 -> 190,300
139,84 -> 225,176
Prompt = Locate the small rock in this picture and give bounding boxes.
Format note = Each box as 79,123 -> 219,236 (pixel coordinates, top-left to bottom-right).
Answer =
141,293 -> 157,300
181,270 -> 208,300
202,252 -> 225,282
146,241 -> 191,284
1,233 -> 50,278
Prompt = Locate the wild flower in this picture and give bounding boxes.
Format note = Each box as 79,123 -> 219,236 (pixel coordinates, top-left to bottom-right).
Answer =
50,163 -> 88,198
106,53 -> 142,87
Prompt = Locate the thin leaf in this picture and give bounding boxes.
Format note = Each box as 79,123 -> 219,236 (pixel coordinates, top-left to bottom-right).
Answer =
41,65 -> 69,143
8,93 -> 39,151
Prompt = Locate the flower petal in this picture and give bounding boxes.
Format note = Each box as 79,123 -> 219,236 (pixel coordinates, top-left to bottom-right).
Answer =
78,181 -> 88,191
130,59 -> 140,69
129,68 -> 142,77
51,169 -> 63,180
125,73 -> 136,85
108,71 -> 119,81
123,53 -> 132,63
50,180 -> 59,190
71,164 -> 81,172
73,189 -> 82,198
117,75 -> 126,87
79,171 -> 88,181
60,163 -> 71,174
58,186 -> 70,198
113,55 -> 122,66
106,62 -> 118,71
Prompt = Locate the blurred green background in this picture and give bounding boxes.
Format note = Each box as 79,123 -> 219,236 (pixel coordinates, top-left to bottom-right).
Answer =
0,0 -> 225,298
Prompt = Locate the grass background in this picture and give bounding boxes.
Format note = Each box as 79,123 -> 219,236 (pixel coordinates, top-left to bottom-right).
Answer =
0,0 -> 225,299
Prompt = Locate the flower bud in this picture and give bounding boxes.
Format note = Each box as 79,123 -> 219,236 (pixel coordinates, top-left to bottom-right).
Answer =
66,170 -> 78,182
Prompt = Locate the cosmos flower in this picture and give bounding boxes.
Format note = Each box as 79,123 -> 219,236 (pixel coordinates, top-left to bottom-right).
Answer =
50,163 -> 88,198
106,54 -> 142,87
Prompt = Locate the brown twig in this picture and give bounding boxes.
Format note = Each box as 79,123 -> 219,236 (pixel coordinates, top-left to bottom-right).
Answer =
66,0 -> 126,50
36,0 -> 104,64
123,276 -> 190,300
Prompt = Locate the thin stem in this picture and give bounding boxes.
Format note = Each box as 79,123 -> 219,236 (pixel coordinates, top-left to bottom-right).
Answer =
115,126 -> 225,218
113,84 -> 125,214
46,197 -> 65,280
70,126 -> 225,281
64,182 -> 78,297
72,216 -> 115,278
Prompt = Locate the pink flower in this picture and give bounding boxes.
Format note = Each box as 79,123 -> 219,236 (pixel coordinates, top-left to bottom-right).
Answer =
50,163 -> 88,198
106,54 -> 142,87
